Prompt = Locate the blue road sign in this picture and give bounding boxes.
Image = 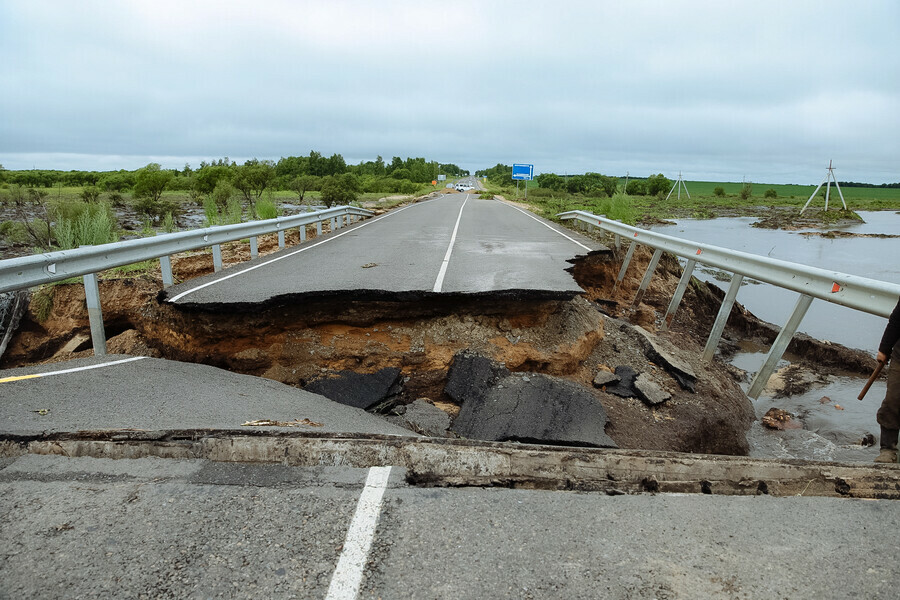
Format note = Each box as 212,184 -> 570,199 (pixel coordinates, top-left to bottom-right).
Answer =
512,164 -> 534,181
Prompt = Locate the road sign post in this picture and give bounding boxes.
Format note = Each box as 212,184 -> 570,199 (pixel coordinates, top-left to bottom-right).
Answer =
512,164 -> 534,199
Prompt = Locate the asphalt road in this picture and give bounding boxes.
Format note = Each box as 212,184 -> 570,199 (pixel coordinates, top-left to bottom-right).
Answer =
165,194 -> 601,307
0,355 -> 412,436
2,455 -> 897,599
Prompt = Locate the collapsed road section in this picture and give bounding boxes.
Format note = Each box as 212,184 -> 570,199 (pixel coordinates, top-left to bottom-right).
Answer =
0,197 -> 884,462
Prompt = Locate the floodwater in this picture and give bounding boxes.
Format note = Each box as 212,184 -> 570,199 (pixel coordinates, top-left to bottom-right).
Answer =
650,211 -> 900,462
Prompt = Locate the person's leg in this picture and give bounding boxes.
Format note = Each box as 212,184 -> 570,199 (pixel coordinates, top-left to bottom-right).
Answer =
875,341 -> 900,462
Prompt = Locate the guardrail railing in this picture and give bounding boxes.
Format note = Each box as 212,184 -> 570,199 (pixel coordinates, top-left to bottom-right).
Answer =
0,205 -> 374,355
558,210 -> 900,398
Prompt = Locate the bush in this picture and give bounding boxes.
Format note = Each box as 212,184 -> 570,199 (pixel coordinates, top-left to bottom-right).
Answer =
764,188 -> 777,199
713,186 -> 725,197
256,198 -> 280,220
54,201 -> 119,249
80,186 -> 101,203
593,194 -> 636,224
646,174 -> 673,197
739,182 -> 753,200
320,176 -> 358,207
625,180 -> 646,195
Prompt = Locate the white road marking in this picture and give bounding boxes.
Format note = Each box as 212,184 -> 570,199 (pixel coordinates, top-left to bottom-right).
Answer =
432,194 -> 469,293
496,199 -> 592,251
0,356 -> 147,384
325,466 -> 393,600
168,197 -> 443,302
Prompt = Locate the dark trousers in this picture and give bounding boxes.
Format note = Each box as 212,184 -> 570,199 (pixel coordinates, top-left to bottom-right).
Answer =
876,340 -> 900,449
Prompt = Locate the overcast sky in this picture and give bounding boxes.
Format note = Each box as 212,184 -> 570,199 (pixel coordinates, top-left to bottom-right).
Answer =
1,0 -> 898,184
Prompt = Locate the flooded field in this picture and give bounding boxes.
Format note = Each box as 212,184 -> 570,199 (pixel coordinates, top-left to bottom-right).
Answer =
651,211 -> 900,462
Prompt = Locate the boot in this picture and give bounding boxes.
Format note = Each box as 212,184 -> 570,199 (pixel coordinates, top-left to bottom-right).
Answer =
875,448 -> 898,463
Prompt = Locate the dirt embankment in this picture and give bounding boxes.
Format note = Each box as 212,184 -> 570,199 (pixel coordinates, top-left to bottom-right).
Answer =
3,229 -> 876,456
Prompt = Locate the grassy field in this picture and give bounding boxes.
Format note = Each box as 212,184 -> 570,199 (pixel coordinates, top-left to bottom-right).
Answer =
488,178 -> 900,224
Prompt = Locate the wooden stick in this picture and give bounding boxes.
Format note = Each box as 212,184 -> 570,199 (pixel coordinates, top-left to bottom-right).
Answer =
859,360 -> 886,401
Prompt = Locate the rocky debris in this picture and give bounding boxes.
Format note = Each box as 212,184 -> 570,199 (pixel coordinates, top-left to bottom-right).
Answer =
444,352 -> 509,404
0,290 -> 29,361
106,329 -> 162,358
605,366 -> 638,397
634,373 -> 671,406
592,370 -> 620,388
761,408 -> 802,430
446,353 -> 617,448
387,399 -> 451,437
764,364 -> 829,398
633,326 -> 697,392
304,367 -> 403,410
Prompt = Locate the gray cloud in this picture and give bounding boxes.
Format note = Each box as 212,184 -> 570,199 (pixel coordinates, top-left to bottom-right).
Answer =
1,0 -> 897,183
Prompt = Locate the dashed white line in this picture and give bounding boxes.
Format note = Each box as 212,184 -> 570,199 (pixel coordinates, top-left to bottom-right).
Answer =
496,199 -> 592,251
324,466 -> 393,600
168,197 -> 442,302
432,194 -> 469,293
0,356 -> 147,383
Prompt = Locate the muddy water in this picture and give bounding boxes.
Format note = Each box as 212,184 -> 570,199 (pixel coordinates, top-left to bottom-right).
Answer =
651,211 -> 900,351
651,212 -> 900,461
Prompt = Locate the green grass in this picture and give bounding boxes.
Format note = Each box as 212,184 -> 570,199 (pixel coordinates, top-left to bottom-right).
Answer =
486,176 -> 900,227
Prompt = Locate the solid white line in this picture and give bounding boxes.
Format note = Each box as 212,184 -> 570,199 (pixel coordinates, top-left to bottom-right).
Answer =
496,199 -> 592,251
0,356 -> 147,383
169,197 -> 442,302
432,194 -> 469,293
324,466 -> 392,600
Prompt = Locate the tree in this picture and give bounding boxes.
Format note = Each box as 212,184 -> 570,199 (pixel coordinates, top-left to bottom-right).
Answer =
320,175 -> 358,207
232,159 -> 275,218
646,174 -> 673,197
625,179 -> 647,195
290,175 -> 320,202
133,163 -> 172,205
132,163 -> 174,220
536,173 -> 565,191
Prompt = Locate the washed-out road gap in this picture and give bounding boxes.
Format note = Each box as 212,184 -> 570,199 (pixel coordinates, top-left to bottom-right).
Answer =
164,194 -> 600,306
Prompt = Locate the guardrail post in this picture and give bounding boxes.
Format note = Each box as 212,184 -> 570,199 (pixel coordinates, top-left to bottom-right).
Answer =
278,230 -> 285,248
212,244 -> 223,272
632,248 -> 663,306
747,294 -> 814,398
702,273 -> 744,361
82,273 -> 107,356
299,226 -> 306,242
330,217 -> 337,231
250,237 -> 258,258
613,242 -> 638,292
615,234 -> 621,251
159,255 -> 174,287
317,221 -> 323,236
661,259 -> 697,330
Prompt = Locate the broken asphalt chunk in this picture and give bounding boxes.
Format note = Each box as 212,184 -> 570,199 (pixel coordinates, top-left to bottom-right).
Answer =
450,371 -> 617,448
634,373 -> 671,406
444,352 -> 510,405
633,326 -> 697,392
304,367 -> 402,410
605,366 -> 638,398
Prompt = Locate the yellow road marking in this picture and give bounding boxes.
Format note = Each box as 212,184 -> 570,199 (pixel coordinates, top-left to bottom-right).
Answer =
0,374 -> 41,383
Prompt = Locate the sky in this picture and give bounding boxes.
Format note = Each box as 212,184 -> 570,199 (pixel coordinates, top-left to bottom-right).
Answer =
1,0 -> 898,184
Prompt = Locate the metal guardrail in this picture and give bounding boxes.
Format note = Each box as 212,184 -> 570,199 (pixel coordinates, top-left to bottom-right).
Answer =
0,205 -> 374,355
558,210 -> 900,398
0,205 -> 373,293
